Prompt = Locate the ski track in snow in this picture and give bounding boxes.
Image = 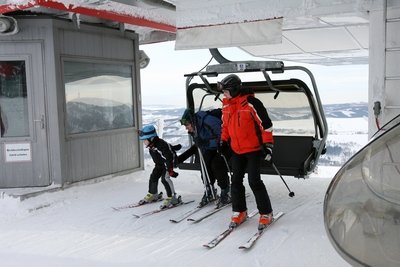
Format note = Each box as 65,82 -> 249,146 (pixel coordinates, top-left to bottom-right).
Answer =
0,166 -> 351,267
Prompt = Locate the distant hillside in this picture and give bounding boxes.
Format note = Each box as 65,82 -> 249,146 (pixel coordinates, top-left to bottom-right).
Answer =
323,102 -> 368,118
142,107 -> 186,117
142,103 -> 369,168
66,101 -> 133,134
142,103 -> 368,120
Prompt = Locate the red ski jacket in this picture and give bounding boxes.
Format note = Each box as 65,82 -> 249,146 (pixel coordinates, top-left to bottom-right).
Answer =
221,93 -> 273,154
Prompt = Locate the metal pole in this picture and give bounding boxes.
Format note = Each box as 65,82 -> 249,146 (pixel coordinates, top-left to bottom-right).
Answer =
197,147 -> 217,200
272,163 -> 295,197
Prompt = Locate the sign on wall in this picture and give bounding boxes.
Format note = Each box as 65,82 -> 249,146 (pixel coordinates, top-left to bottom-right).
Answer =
4,142 -> 32,162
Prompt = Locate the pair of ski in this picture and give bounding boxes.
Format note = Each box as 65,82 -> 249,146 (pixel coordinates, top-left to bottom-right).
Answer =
204,211 -> 284,249
170,201 -> 230,223
111,192 -> 164,211
112,193 -> 195,218
170,193 -> 251,224
132,199 -> 195,218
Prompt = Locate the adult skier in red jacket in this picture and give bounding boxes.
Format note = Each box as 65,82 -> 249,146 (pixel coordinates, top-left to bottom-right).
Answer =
218,74 -> 274,230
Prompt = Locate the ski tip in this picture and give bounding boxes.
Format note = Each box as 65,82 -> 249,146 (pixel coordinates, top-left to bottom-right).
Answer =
170,219 -> 178,223
132,214 -> 140,218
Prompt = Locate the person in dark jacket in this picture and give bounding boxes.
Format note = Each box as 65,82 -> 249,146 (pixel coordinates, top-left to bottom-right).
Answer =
218,74 -> 274,230
178,108 -> 231,208
139,124 -> 182,209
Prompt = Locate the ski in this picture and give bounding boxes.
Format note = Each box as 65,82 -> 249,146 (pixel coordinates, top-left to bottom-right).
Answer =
188,193 -> 250,223
238,211 -> 284,250
111,192 -> 163,211
169,202 -> 213,223
203,209 -> 259,248
132,200 -> 195,218
187,202 -> 231,223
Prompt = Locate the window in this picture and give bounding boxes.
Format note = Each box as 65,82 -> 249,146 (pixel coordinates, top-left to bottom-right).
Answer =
63,61 -> 134,135
0,60 -> 29,137
256,92 -> 315,136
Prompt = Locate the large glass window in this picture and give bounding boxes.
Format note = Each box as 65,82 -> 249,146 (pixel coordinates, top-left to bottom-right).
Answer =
0,60 -> 29,138
64,61 -> 134,135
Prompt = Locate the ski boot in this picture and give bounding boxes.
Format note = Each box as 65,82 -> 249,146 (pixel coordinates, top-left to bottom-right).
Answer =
258,213 -> 273,230
229,211 -> 247,228
160,194 -> 181,209
216,186 -> 231,209
198,187 -> 217,208
138,192 -> 162,205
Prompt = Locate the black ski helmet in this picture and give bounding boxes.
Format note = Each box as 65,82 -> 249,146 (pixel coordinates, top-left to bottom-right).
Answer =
218,74 -> 242,98
180,109 -> 193,125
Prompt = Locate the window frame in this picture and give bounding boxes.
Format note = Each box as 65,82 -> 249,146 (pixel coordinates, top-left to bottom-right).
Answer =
0,56 -> 34,141
61,57 -> 136,139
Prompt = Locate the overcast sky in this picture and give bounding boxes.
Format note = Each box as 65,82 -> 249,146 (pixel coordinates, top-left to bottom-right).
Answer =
140,41 -> 368,107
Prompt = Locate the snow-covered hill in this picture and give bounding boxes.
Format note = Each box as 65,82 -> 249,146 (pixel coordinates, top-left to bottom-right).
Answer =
142,103 -> 369,166
323,102 -> 368,118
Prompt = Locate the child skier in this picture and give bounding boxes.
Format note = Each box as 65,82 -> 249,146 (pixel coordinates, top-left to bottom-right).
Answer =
138,124 -> 182,209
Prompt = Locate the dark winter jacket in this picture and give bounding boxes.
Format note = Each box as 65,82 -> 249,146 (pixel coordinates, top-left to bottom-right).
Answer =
221,93 -> 273,154
176,109 -> 223,164
147,136 -> 178,170
192,109 -> 222,151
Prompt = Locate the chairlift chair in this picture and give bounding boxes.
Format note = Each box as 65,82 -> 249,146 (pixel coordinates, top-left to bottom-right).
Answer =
179,60 -> 328,178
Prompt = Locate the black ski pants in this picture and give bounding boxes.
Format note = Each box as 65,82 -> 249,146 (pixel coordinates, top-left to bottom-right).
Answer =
148,165 -> 175,197
230,150 -> 272,214
202,150 -> 229,191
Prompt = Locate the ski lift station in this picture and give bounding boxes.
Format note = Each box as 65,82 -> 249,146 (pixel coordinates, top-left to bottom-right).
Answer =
0,2 -> 399,187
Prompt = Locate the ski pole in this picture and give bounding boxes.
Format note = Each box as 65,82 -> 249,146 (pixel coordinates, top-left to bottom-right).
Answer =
197,147 -> 217,200
272,162 -> 295,197
220,153 -> 232,178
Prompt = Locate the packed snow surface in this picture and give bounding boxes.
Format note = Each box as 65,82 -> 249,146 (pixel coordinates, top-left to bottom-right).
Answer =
0,165 -> 350,267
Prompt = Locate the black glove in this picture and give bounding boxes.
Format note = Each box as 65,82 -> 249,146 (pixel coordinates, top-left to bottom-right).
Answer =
171,144 -> 182,151
168,168 -> 179,178
218,141 -> 229,156
262,143 -> 273,163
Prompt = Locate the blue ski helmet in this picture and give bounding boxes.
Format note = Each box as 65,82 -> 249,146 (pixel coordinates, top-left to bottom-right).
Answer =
139,125 -> 157,140
217,74 -> 242,98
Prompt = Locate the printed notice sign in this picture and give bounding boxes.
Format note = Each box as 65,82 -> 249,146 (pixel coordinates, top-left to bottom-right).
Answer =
5,143 -> 32,162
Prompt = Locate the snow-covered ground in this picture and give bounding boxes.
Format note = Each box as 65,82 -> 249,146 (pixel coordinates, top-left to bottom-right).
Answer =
0,164 -> 350,267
